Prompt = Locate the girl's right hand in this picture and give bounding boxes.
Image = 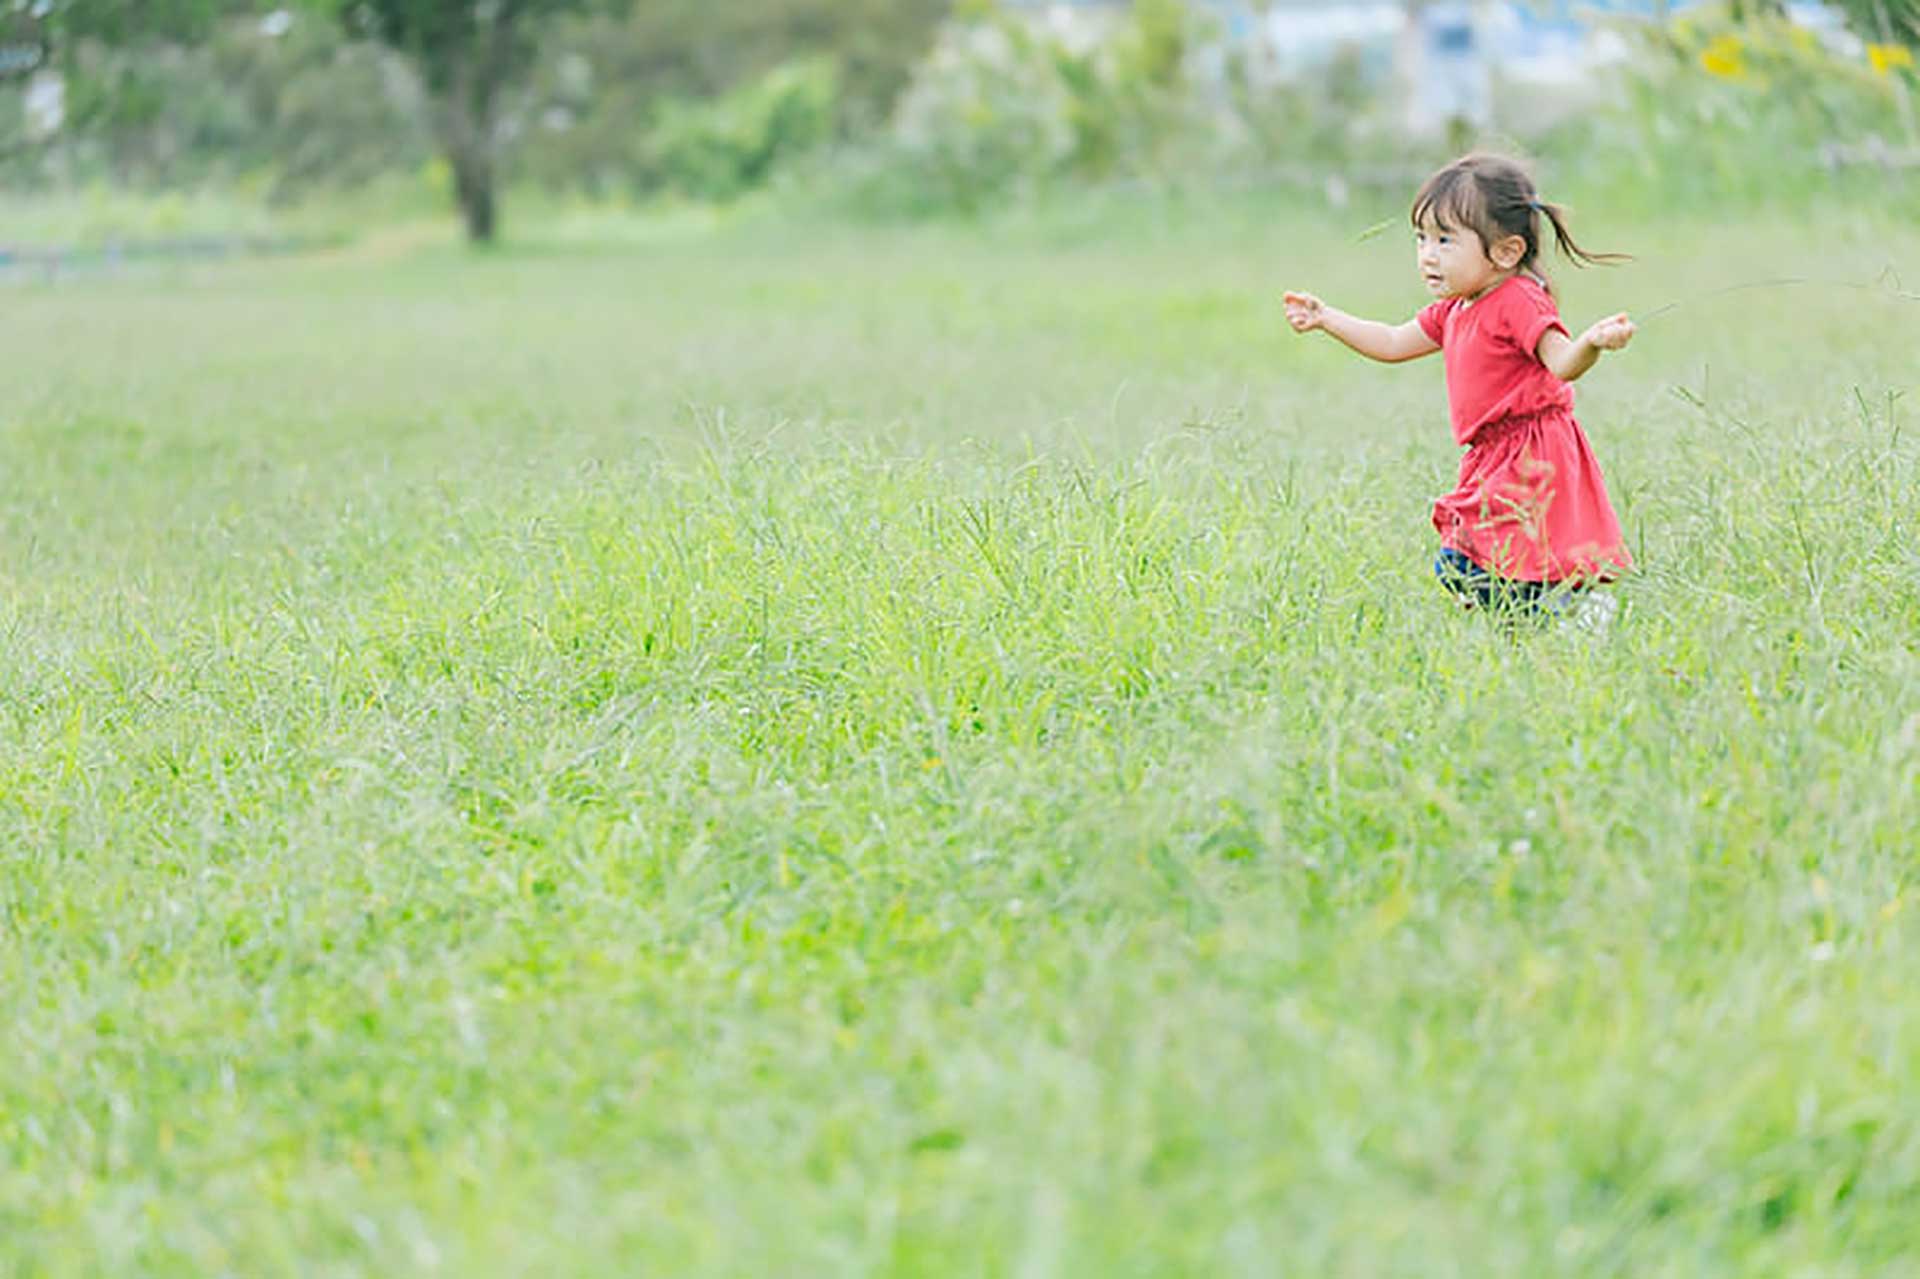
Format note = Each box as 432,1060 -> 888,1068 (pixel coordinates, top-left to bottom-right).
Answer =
1282,291 -> 1326,333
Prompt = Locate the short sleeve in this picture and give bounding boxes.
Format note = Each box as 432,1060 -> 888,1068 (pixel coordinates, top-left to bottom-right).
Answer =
1500,280 -> 1569,359
1417,298 -> 1455,346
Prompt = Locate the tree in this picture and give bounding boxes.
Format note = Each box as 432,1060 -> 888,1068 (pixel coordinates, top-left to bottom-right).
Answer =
313,0 -> 610,243
24,0 -> 260,52
0,8 -> 47,160
6,1 -> 276,179
0,9 -> 49,85
0,2 -> 256,161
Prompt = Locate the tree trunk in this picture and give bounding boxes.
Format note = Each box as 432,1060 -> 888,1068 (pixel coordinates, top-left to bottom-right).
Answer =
435,16 -> 511,247
448,134 -> 497,243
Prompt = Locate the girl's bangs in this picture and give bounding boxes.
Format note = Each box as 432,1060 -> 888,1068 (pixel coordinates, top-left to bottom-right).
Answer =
1411,172 -> 1482,233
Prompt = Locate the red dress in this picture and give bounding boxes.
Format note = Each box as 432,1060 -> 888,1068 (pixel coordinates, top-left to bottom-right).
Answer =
1417,276 -> 1632,583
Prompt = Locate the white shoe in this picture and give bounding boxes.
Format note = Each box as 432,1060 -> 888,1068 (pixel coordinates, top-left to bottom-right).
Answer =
1558,589 -> 1618,638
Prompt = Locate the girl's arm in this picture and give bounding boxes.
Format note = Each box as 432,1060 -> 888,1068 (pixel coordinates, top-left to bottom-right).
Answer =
1284,292 -> 1438,364
1537,312 -> 1635,382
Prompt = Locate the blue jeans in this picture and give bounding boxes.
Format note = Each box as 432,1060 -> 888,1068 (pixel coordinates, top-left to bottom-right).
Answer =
1433,548 -> 1563,615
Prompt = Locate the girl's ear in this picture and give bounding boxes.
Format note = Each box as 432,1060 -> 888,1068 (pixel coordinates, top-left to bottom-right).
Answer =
1490,234 -> 1527,270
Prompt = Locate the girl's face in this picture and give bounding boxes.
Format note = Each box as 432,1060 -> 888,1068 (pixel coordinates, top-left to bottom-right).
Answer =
1415,216 -> 1521,300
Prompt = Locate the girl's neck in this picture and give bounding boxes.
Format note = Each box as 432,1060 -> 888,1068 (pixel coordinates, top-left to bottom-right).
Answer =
1464,269 -> 1519,303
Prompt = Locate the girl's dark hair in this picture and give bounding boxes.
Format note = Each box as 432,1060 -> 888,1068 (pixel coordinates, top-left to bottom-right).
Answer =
1410,153 -> 1627,292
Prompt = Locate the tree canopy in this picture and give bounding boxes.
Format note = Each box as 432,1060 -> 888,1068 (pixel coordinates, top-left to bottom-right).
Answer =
41,0 -> 262,45
314,0 -> 604,241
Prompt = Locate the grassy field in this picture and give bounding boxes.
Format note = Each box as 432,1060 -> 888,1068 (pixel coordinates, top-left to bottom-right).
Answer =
2,200 -> 1917,1276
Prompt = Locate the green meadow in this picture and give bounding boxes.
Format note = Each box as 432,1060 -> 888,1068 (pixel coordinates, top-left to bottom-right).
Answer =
2,204 -> 1918,1275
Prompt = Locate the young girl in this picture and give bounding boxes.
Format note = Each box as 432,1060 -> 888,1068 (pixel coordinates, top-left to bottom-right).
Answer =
1284,153 -> 1635,620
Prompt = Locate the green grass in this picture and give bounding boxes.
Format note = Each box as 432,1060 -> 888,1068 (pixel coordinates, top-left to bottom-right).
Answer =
2,203 -> 1918,1276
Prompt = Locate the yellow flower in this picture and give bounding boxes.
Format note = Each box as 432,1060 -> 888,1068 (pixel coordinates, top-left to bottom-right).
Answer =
1868,42 -> 1915,77
1700,32 -> 1747,80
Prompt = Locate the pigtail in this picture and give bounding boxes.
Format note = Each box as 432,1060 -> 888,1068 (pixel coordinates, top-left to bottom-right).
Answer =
1536,201 -> 1630,269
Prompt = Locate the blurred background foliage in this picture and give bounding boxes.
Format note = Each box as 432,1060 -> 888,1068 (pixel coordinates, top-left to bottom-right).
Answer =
0,0 -> 1915,240
1569,4 -> 1920,212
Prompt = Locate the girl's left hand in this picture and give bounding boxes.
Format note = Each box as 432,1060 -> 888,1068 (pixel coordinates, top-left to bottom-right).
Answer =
1585,313 -> 1635,352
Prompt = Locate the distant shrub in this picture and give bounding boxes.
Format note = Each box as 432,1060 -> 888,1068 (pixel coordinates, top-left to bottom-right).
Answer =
1827,0 -> 1919,52
830,0 -> 1413,218
649,59 -> 840,202
869,16 -> 1080,214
